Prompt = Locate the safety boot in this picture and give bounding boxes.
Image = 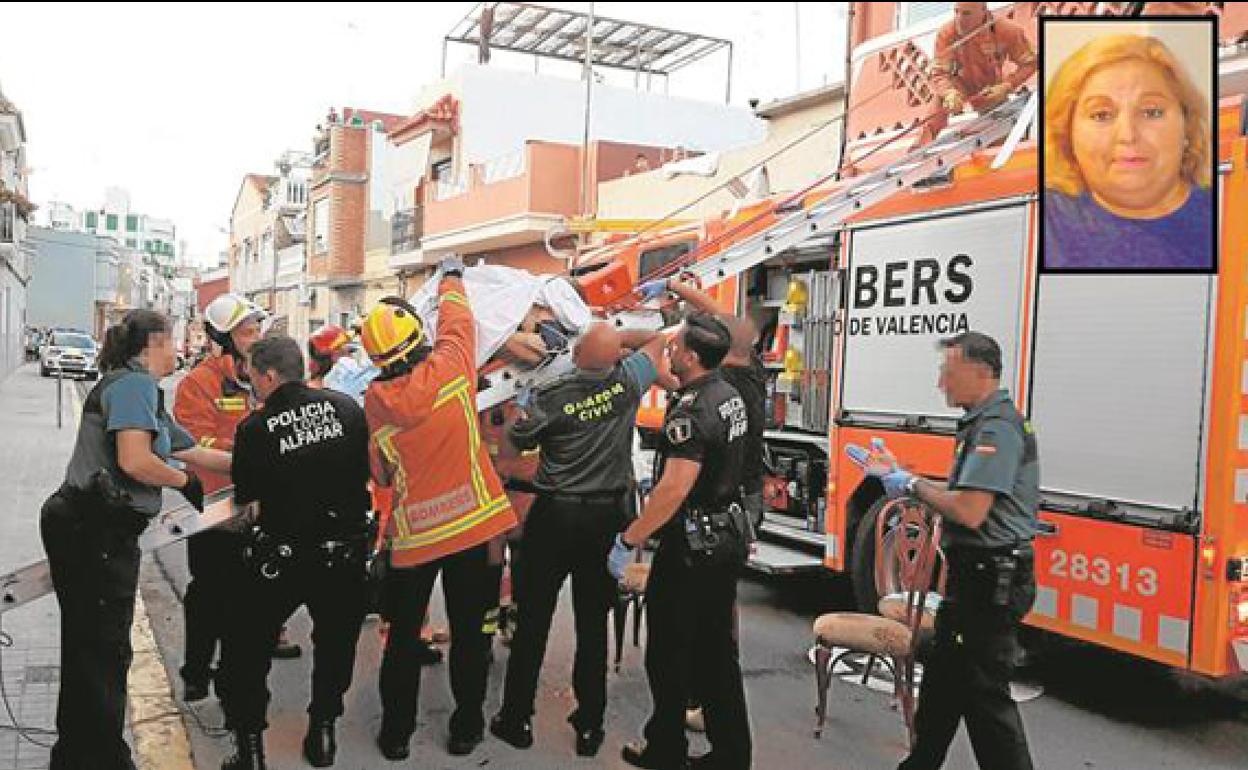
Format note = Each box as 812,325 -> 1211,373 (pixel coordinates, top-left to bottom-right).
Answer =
221,730 -> 266,770
303,718 -> 337,767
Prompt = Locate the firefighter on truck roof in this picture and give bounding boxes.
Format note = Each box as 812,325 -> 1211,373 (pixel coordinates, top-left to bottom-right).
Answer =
914,1 -> 1037,148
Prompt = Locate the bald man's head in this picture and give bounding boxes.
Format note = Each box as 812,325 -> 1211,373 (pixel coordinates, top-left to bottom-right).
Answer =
574,322 -> 623,370
718,314 -> 757,365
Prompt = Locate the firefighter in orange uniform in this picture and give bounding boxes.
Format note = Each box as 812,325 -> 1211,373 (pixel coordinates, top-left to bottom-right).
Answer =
361,256 -> 517,760
174,294 -> 298,703
915,2 -> 1037,148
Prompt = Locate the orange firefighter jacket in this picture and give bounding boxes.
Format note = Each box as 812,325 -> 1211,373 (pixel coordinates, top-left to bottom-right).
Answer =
930,14 -> 1035,106
365,275 -> 517,568
174,353 -> 254,494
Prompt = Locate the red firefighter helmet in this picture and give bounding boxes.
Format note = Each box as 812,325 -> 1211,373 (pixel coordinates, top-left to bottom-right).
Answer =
309,324 -> 351,357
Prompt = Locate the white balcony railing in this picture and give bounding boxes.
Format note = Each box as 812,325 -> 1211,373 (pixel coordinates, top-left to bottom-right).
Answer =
480,148 -> 527,185
432,177 -> 469,202
430,148 -> 529,202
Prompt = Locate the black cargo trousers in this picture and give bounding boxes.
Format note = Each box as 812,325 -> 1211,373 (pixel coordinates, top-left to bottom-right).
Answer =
899,547 -> 1037,770
642,533 -> 752,770
40,488 -> 144,770
499,493 -> 626,731
217,535 -> 368,732
182,529 -> 245,685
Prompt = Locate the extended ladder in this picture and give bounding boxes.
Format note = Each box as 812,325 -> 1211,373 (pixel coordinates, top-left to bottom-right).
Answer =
680,96 -> 1028,292
478,97 -> 1030,412
1,488 -> 240,615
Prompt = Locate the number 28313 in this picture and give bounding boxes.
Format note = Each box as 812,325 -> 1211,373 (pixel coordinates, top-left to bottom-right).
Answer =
1048,550 -> 1159,597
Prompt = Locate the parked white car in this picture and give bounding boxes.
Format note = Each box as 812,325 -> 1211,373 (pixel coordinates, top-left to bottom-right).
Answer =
40,331 -> 99,380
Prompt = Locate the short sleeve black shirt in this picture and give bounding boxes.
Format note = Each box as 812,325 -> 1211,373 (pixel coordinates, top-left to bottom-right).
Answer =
232,382 -> 371,541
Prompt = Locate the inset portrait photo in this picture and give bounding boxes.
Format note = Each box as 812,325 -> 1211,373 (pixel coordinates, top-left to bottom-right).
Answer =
1040,16 -> 1216,273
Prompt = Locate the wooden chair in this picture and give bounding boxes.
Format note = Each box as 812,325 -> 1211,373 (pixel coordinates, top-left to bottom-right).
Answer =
612,485 -> 650,672
810,497 -> 944,744
613,555 -> 650,672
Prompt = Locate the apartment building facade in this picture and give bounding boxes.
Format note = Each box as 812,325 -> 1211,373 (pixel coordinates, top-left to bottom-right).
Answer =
0,82 -> 32,379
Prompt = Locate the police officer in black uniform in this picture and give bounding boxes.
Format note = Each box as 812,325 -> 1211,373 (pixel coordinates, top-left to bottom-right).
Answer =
218,336 -> 372,770
490,323 -> 666,757
860,331 -> 1037,770
611,312 -> 753,770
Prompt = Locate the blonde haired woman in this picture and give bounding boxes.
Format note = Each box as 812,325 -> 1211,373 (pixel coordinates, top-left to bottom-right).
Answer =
1043,33 -> 1212,270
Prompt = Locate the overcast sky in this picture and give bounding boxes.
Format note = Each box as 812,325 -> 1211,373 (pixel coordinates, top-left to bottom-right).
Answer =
2,2 -> 847,267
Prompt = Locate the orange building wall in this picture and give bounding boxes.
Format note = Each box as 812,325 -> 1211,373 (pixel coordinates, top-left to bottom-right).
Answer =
469,242 -> 566,275
309,124 -> 370,284
526,142 -> 582,215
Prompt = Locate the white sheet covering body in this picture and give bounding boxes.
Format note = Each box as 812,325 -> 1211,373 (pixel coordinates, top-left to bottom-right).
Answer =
409,264 -> 594,366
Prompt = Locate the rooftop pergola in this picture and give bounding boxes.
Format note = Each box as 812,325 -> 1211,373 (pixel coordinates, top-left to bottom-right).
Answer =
443,2 -> 734,102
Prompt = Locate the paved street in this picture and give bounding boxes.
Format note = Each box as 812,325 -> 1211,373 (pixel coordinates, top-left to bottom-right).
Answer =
1,365 -> 1245,770
141,553 -> 1248,770
147,369 -> 1247,770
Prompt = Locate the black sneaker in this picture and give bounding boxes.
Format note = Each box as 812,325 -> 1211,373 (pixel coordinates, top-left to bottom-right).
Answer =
621,741 -> 688,769
302,719 -> 336,768
489,714 -> 534,749
414,639 -> 444,666
182,677 -> 211,703
575,726 -> 605,757
376,731 -> 409,761
447,730 -> 484,756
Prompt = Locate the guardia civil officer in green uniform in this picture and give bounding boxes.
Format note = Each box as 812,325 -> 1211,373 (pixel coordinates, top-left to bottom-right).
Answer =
491,322 -> 666,757
855,331 -> 1037,770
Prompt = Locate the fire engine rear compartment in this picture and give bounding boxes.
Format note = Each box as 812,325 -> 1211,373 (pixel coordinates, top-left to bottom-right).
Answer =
836,198 -> 1215,528
1030,273 -> 1215,525
831,196 -> 1219,670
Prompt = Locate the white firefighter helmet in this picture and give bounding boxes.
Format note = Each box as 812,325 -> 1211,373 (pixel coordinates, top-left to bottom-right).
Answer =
204,293 -> 266,335
203,293 -> 267,352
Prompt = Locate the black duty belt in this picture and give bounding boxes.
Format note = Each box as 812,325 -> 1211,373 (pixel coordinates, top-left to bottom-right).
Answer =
245,529 -> 369,580
542,491 -> 626,506
686,499 -> 744,516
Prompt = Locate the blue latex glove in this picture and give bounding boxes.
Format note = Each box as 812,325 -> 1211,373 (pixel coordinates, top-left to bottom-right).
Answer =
515,384 -> 535,410
607,534 -> 635,581
846,440 -> 913,498
437,254 -> 465,277
638,278 -> 669,302
323,359 -> 379,405
845,443 -> 872,469
845,438 -> 897,474
879,468 -> 915,499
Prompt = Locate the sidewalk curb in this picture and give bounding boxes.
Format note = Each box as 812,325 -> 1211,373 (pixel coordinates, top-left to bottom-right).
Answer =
127,591 -> 196,770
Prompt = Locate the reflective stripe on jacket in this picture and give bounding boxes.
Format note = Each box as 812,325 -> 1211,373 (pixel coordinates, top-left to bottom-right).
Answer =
365,275 -> 517,567
174,353 -> 253,493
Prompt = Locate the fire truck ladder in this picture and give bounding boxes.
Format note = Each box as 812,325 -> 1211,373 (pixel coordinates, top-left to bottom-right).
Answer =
476,97 -> 1031,412
678,96 -> 1029,293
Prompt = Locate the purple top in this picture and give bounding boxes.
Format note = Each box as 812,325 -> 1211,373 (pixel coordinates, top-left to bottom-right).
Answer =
1043,187 -> 1213,271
